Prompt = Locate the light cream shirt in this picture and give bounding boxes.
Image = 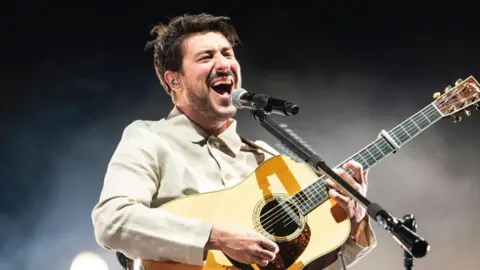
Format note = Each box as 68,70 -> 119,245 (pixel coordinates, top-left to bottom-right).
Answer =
91,106 -> 376,269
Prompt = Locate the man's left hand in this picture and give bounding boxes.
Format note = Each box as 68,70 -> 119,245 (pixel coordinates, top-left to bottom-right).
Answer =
324,160 -> 368,224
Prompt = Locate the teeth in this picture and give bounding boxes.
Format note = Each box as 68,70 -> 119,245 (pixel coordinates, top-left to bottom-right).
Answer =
211,79 -> 233,87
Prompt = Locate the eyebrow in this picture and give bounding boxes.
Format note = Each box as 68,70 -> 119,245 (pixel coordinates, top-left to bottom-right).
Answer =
194,47 -> 233,58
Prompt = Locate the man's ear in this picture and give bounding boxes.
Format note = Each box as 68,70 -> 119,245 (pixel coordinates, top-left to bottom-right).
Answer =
164,70 -> 181,93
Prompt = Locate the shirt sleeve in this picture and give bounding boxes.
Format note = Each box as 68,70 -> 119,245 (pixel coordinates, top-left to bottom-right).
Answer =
324,218 -> 377,269
91,121 -> 213,266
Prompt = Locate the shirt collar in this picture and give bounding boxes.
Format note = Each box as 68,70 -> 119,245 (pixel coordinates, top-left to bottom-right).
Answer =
165,106 -> 242,156
217,119 -> 242,157
166,106 -> 209,142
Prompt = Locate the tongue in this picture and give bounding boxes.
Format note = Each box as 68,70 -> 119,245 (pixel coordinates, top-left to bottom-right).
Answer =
211,84 -> 231,96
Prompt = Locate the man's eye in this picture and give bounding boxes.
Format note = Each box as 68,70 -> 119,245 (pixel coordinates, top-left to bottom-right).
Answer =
199,55 -> 211,61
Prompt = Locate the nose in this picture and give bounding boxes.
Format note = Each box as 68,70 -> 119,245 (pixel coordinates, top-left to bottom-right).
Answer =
214,55 -> 231,73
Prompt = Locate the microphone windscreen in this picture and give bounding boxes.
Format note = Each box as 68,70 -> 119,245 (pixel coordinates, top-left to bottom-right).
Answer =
231,88 -> 248,108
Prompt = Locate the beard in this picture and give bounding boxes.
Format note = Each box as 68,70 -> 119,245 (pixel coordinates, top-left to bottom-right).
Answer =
187,88 -> 236,122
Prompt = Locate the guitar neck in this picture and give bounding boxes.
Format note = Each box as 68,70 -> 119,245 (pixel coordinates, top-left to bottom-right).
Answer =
292,103 -> 443,214
343,103 -> 443,171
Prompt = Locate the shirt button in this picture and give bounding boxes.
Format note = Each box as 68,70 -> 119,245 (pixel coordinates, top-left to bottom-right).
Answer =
224,172 -> 233,180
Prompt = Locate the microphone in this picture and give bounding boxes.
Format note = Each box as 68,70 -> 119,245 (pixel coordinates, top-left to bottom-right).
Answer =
230,88 -> 300,116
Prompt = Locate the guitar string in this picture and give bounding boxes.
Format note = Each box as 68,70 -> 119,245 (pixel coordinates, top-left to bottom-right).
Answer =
281,105 -> 441,230
260,107 -> 439,233
272,104 -> 441,231
253,105 -> 441,234
256,104 -> 439,233
257,108 -> 438,234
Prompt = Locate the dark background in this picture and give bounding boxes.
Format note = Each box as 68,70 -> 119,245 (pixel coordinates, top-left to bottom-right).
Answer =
1,1 -> 479,269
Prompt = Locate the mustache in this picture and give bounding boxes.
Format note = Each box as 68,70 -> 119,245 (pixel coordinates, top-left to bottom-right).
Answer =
207,70 -> 237,85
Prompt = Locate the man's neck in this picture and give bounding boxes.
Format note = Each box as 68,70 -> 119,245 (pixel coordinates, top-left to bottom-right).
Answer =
177,106 -> 231,137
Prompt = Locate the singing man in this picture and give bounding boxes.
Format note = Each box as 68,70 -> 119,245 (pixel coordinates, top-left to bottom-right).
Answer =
92,13 -> 377,269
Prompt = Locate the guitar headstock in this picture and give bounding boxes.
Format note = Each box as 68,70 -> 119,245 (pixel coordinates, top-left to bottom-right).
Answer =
433,76 -> 480,122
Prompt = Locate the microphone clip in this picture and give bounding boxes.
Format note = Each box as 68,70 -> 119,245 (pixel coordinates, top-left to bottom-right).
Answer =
368,203 -> 430,262
252,94 -> 300,116
231,88 -> 300,116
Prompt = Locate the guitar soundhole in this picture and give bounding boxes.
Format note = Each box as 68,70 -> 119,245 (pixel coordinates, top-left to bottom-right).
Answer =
258,195 -> 304,240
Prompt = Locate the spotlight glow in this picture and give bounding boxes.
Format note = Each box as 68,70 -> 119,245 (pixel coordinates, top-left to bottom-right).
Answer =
70,251 -> 109,270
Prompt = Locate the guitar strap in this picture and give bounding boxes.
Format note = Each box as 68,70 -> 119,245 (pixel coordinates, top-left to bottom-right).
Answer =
241,136 -> 329,177
240,136 -> 277,157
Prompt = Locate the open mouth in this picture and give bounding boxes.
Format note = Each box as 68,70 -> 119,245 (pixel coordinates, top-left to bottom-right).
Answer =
210,78 -> 234,96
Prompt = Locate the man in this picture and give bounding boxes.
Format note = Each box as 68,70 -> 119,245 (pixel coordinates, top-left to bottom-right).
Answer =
92,13 -> 376,269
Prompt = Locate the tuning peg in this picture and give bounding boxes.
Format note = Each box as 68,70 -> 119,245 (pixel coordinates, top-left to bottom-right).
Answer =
465,109 -> 471,116
476,103 -> 480,110
433,92 -> 441,99
455,78 -> 463,86
444,85 -> 452,93
453,115 -> 462,123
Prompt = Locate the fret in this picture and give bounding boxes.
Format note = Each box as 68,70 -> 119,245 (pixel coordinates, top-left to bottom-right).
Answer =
363,148 -> 377,163
292,196 -> 307,213
390,131 -> 402,146
353,153 -> 370,168
420,110 -> 432,124
393,126 -> 408,144
358,151 -> 373,167
373,141 -> 387,156
303,190 -> 315,210
306,189 -> 317,208
295,190 -> 308,212
366,144 -> 383,161
402,121 -> 418,139
295,183 -> 326,212
293,103 -> 444,214
412,113 -> 430,129
426,107 -> 441,123
408,118 -> 421,132
400,125 -> 412,138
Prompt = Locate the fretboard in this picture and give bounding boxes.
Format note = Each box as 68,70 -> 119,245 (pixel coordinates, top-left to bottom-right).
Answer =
291,103 -> 443,214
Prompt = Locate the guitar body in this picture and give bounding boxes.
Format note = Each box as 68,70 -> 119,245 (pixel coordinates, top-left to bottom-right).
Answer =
138,155 -> 351,270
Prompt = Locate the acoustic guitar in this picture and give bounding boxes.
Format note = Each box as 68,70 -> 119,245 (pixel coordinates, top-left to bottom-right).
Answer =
117,76 -> 480,270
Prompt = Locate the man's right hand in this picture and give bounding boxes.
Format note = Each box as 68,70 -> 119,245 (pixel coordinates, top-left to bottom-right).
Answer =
207,224 -> 280,266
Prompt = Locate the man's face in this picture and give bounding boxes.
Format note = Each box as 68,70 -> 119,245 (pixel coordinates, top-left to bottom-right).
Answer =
177,31 -> 242,122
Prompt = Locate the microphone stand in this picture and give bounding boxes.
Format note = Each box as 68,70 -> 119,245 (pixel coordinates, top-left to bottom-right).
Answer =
402,214 -> 417,270
248,109 -> 430,268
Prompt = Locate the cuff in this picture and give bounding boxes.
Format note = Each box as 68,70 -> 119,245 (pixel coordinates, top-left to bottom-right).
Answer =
187,220 -> 215,265
340,218 -> 377,267
351,216 -> 375,248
